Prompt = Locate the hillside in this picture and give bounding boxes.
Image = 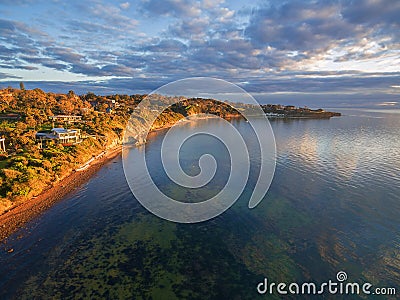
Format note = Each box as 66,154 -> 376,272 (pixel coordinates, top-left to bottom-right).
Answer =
0,87 -> 340,214
0,88 -> 240,214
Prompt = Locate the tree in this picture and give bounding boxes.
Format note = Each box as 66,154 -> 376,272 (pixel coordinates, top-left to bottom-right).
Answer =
67,90 -> 76,98
58,98 -> 75,114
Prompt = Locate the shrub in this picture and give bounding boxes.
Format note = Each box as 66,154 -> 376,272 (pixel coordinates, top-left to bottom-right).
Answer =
1,168 -> 22,180
41,160 -> 53,171
28,158 -> 43,168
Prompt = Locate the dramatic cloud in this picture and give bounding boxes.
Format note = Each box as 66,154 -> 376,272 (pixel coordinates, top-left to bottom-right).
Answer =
341,0 -> 400,27
244,0 -> 400,66
245,1 -> 351,51
0,0 -> 399,104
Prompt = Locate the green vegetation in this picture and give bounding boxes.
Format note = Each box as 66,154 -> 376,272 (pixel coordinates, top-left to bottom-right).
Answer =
0,87 -> 143,213
262,104 -> 341,118
17,214 -> 263,299
0,88 -> 241,214
0,86 -> 339,214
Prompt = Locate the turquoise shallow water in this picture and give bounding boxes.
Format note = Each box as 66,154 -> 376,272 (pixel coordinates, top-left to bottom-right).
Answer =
0,109 -> 399,299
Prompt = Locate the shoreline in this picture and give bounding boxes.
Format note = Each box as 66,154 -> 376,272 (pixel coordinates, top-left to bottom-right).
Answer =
0,111 -> 339,244
0,115 -> 213,244
0,146 -> 122,244
0,115 -> 226,243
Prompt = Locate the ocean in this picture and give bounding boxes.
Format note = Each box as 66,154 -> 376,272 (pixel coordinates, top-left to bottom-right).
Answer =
0,108 -> 399,299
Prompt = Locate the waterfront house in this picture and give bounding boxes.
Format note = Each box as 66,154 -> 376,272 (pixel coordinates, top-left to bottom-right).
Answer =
36,127 -> 82,147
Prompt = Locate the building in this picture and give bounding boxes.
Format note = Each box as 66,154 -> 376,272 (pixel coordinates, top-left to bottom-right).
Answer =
284,105 -> 296,110
0,113 -> 21,120
49,115 -> 82,124
36,128 -> 82,147
80,107 -> 93,114
110,99 -> 120,108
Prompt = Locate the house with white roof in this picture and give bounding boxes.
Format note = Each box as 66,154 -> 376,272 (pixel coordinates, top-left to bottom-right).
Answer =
36,128 -> 81,147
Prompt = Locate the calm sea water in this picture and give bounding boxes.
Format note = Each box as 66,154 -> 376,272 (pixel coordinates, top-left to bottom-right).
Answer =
0,109 -> 399,299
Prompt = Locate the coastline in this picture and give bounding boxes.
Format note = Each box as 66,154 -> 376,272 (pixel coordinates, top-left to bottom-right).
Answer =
0,146 -> 122,244
0,115 -> 227,243
0,115 -> 216,244
0,110 -> 339,244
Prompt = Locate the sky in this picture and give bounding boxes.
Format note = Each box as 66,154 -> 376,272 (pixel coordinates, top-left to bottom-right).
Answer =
0,0 -> 399,107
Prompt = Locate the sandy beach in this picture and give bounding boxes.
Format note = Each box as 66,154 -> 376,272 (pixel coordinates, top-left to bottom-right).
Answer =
0,146 -> 122,244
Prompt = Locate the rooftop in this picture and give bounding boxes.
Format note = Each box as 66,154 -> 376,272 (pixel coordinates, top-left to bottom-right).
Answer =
51,128 -> 79,134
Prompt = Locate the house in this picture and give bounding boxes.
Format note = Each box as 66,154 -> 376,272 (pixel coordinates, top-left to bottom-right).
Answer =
80,107 -> 93,114
110,99 -> 120,108
49,115 -> 82,124
0,113 -> 21,120
36,128 -> 81,147
284,105 -> 296,111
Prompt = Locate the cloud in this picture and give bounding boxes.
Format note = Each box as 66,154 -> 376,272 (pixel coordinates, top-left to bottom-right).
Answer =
19,56 -> 68,71
144,39 -> 188,53
0,0 -> 398,98
0,64 -> 38,70
240,71 -> 400,95
245,0 -> 400,54
70,1 -> 138,35
187,38 -> 273,71
341,0 -> 400,27
120,2 -> 130,10
0,18 -> 48,45
140,0 -> 202,18
168,18 -> 210,39
244,1 -> 357,52
99,64 -> 135,76
0,72 -> 22,80
66,20 -> 119,34
0,45 -> 15,58
45,47 -> 85,64
90,3 -> 138,29
2,71 -> 399,106
0,18 -> 52,70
